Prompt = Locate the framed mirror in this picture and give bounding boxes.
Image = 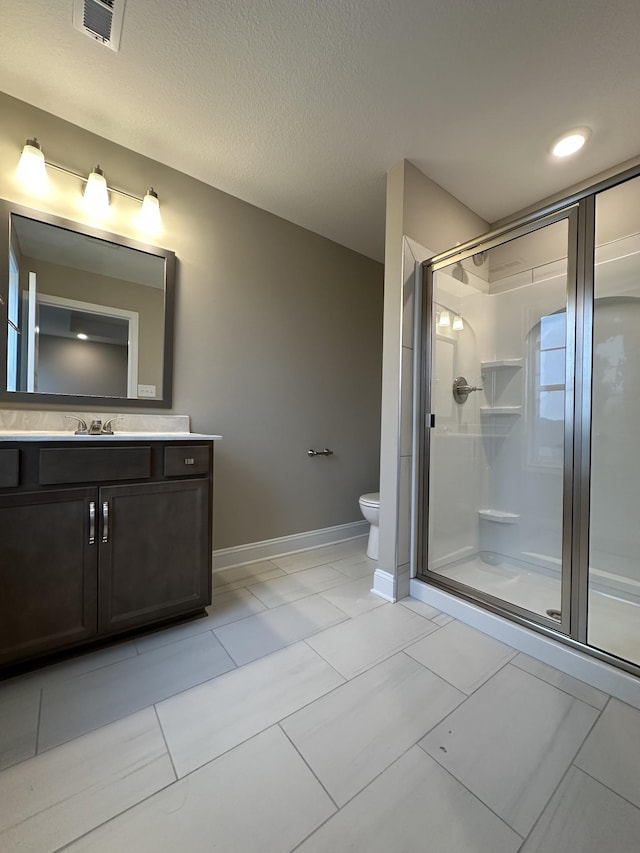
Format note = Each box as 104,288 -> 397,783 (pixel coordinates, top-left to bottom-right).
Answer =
0,200 -> 175,408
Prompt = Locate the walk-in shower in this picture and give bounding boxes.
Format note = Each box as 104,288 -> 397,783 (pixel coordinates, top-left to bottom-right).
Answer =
418,168 -> 640,675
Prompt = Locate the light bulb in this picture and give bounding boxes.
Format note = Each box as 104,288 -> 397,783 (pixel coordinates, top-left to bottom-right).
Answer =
83,166 -> 109,213
452,315 -> 464,331
438,310 -> 451,327
76,333 -> 88,340
137,188 -> 162,234
17,138 -> 48,193
551,129 -> 590,158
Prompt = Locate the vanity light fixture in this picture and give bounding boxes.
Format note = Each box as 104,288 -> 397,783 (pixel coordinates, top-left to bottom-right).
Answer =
452,315 -> 464,331
83,166 -> 109,214
15,137 -> 163,232
136,188 -> 162,234
551,128 -> 590,158
438,310 -> 451,328
16,139 -> 49,193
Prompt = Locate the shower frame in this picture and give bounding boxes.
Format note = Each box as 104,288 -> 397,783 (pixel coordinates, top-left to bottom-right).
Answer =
416,161 -> 640,679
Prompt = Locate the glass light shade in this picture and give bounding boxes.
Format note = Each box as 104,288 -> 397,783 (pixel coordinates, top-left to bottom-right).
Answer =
17,139 -> 48,193
83,166 -> 109,213
137,188 -> 162,233
452,315 -> 464,331
438,310 -> 451,327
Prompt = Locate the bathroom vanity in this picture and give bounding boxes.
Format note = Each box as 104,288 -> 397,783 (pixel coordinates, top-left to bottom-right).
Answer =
0,428 -> 221,669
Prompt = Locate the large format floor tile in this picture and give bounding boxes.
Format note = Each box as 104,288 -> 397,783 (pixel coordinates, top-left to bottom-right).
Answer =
38,631 -> 235,751
282,652 -> 464,806
511,652 -> 608,709
575,697 -> 640,808
207,586 -> 268,625
324,552 -> 376,580
0,708 -> 175,853
405,619 -> 516,694
213,594 -> 347,665
5,639 -> 139,692
65,726 -> 335,853
272,538 -> 366,574
398,596 -> 441,621
212,560 -> 286,594
420,664 -> 600,836
248,564 -> 348,608
156,641 -> 344,778
522,767 -> 640,853
0,684 -> 40,770
319,575 -> 385,618
134,588 -> 267,654
306,603 -> 436,679
297,745 -> 521,853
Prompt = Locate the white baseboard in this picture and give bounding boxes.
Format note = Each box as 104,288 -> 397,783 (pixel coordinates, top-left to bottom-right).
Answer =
372,569 -> 396,602
409,577 -> 640,711
213,520 -> 369,571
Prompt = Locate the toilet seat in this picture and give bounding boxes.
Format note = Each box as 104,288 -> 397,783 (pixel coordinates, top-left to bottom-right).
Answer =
359,492 -> 379,506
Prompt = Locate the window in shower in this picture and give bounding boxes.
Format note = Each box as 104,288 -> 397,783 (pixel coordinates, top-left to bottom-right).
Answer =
529,311 -> 566,468
587,174 -> 640,666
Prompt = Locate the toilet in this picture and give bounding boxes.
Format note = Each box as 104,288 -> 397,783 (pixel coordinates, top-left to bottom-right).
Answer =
358,492 -> 380,560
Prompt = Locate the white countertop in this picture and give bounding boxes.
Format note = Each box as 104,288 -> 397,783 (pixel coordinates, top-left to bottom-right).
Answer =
0,431 -> 222,442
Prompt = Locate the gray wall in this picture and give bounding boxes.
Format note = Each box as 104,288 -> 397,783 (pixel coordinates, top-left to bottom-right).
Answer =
0,92 -> 384,549
19,256 -> 165,396
38,336 -> 128,397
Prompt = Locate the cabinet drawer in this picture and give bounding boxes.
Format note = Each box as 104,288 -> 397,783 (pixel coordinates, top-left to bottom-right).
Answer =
164,445 -> 210,477
39,447 -> 151,485
0,449 -> 19,488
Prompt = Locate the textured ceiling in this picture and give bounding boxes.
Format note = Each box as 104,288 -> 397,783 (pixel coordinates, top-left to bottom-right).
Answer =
1,0 -> 640,261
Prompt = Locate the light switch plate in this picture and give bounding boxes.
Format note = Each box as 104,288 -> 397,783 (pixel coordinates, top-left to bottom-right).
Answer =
138,384 -> 156,398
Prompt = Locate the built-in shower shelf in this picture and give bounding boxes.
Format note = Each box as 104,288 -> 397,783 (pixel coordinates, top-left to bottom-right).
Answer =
478,509 -> 520,524
480,406 -> 523,415
481,358 -> 523,371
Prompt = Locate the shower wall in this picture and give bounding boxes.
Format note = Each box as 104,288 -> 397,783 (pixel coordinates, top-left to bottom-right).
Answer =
432,254 -> 567,577
590,232 -> 640,588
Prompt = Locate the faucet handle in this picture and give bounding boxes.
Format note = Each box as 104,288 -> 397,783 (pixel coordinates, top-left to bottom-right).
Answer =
102,416 -> 124,435
65,415 -> 88,435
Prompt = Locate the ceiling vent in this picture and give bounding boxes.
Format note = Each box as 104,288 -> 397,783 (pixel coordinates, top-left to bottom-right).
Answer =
73,0 -> 126,52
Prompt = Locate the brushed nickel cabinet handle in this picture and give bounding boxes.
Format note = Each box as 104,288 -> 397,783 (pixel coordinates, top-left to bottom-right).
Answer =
102,501 -> 109,543
89,501 -> 96,545
184,458 -> 195,465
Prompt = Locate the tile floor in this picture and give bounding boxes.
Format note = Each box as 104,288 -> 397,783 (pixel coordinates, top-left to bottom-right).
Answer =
0,537 -> 639,851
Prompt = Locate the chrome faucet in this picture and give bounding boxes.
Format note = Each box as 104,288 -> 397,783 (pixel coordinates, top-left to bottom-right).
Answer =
88,419 -> 103,435
65,415 -> 88,435
102,416 -> 124,435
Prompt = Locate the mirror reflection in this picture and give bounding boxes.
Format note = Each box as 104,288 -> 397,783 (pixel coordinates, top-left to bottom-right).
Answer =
6,211 -> 168,401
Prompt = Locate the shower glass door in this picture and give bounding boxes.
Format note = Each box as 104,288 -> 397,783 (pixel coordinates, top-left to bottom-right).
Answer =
587,174 -> 640,665
423,211 -> 576,629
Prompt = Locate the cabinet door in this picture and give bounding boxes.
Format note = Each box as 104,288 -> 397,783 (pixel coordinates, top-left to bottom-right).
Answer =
98,479 -> 211,635
0,488 -> 97,665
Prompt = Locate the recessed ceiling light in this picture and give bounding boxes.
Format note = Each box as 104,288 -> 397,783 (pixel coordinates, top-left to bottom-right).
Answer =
551,128 -> 590,158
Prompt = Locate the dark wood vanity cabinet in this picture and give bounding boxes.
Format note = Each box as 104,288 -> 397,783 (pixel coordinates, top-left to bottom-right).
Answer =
0,441 -> 213,668
0,487 -> 97,664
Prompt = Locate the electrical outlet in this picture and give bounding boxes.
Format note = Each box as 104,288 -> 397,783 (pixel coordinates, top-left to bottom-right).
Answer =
138,384 -> 156,398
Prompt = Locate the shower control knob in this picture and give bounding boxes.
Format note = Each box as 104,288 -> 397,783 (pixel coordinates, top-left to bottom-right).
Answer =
452,376 -> 483,404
